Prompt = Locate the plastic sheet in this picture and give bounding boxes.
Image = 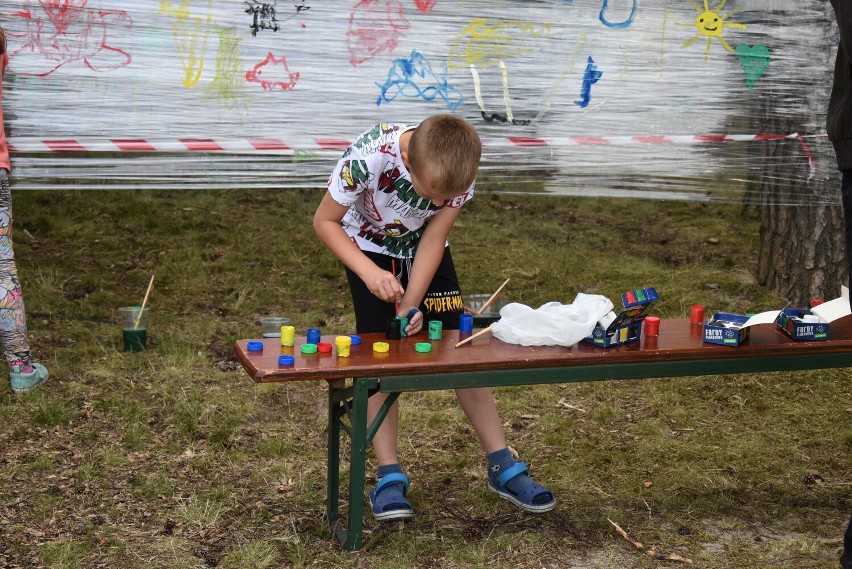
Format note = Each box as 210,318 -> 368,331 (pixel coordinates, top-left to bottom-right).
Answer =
491,294 -> 614,347
0,0 -> 839,202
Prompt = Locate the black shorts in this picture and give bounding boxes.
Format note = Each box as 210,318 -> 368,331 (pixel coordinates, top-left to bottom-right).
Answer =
345,247 -> 464,334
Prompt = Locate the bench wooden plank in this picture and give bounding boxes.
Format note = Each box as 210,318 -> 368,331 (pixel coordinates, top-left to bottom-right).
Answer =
234,317 -> 852,383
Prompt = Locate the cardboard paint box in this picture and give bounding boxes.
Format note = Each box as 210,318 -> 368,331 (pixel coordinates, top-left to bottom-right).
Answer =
584,287 -> 659,348
703,312 -> 750,346
776,307 -> 830,341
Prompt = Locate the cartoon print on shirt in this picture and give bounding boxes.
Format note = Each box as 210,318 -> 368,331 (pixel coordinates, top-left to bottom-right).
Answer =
354,123 -> 401,154
378,166 -> 403,195
383,219 -> 407,237
337,160 -> 372,192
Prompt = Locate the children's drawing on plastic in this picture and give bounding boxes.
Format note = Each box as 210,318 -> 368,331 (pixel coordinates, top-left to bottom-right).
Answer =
734,43 -> 769,90
160,0 -> 214,88
375,50 -> 463,111
598,0 -> 637,29
414,0 -> 437,13
574,56 -> 602,108
9,0 -> 132,77
678,0 -> 747,60
246,52 -> 300,90
347,0 -> 409,66
245,0 -> 280,36
448,18 -> 550,125
203,27 -> 246,107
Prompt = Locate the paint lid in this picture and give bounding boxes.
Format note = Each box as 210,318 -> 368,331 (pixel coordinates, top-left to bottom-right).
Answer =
335,335 -> 352,347
247,341 -> 263,352
415,342 -> 432,353
278,355 -> 295,366
349,334 -> 362,345
373,341 -> 390,353
317,342 -> 333,353
301,343 -> 318,354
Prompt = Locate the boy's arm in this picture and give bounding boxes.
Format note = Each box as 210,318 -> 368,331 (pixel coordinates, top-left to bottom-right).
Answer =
312,191 -> 404,303
399,205 -> 462,321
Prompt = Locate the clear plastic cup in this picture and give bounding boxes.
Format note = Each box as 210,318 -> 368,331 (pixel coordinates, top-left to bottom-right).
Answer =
258,316 -> 291,338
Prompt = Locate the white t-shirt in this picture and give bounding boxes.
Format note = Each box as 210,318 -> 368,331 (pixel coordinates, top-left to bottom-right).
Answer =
327,122 -> 474,258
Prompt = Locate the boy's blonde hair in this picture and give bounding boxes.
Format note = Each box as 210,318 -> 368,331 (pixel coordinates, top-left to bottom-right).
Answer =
407,114 -> 481,198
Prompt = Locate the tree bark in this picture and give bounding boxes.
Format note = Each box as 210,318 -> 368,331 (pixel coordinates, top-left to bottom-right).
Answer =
755,127 -> 846,306
754,2 -> 846,306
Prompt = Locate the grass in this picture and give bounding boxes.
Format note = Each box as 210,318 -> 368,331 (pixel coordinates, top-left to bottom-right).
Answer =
0,188 -> 849,568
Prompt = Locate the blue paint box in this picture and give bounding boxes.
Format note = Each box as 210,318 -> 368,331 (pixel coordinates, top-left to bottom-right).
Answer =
584,287 -> 659,348
775,308 -> 829,341
703,312 -> 750,346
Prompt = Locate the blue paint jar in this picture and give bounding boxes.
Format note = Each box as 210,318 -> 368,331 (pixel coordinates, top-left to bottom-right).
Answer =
306,327 -> 321,344
459,313 -> 474,334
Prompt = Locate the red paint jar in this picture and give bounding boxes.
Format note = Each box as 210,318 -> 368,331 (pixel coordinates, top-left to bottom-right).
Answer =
644,316 -> 660,336
690,304 -> 705,325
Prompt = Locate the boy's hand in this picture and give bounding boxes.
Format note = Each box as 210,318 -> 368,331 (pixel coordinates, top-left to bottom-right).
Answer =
400,307 -> 423,335
366,267 -> 404,303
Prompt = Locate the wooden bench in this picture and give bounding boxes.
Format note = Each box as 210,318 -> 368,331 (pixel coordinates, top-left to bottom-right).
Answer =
234,317 -> 852,551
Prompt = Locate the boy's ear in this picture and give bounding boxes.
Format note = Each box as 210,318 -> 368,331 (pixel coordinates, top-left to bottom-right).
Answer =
401,150 -> 410,170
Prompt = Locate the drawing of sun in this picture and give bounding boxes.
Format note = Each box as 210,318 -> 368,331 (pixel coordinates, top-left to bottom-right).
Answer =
678,0 -> 747,60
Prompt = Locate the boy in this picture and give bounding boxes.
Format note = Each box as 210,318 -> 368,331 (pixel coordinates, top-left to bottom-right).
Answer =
313,114 -> 555,520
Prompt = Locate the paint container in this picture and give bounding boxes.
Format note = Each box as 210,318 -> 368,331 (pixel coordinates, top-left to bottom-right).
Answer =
247,341 -> 263,352
349,334 -> 362,345
281,325 -> 296,347
372,341 -> 390,353
386,318 -> 401,340
317,342 -> 333,353
459,313 -> 474,334
278,355 -> 295,366
463,293 -> 508,328
644,316 -> 660,337
258,316 -> 290,338
690,305 -> 705,325
810,299 -> 825,308
399,317 -> 409,337
415,342 -> 432,353
306,328 -> 322,344
301,343 -> 318,354
428,320 -> 443,340
120,306 -> 149,352
335,335 -> 352,357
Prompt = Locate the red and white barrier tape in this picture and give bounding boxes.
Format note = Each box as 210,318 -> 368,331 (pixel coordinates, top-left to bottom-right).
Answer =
6,133 -> 826,153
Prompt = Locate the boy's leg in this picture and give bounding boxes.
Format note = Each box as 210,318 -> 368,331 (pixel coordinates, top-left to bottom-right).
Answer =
368,393 -> 400,465
345,255 -> 412,519
454,387 -> 506,453
455,387 -> 555,513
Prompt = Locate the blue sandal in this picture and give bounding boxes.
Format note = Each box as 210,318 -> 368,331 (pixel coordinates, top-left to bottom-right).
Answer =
488,461 -> 556,513
369,472 -> 415,521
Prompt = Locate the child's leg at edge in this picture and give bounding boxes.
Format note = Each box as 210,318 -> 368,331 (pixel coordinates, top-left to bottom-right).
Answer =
0,171 -> 34,370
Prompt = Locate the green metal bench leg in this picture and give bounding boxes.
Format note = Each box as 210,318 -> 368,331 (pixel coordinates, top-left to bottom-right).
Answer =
327,380 -> 345,543
344,377 -> 375,551
326,377 -> 399,551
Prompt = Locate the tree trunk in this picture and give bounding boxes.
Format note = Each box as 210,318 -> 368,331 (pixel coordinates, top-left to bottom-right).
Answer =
755,2 -> 846,306
755,126 -> 846,306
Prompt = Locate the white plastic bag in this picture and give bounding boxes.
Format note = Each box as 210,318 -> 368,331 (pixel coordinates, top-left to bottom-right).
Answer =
491,293 -> 614,347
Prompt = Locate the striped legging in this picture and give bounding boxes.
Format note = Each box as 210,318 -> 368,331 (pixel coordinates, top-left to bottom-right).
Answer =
0,169 -> 31,367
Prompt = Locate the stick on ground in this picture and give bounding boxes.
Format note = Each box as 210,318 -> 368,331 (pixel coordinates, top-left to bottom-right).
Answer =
608,518 -> 693,564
